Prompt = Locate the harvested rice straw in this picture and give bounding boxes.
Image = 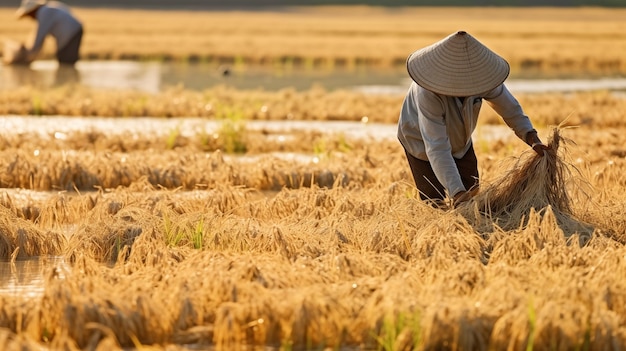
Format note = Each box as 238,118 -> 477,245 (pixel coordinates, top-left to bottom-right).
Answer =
461,127 -> 594,240
0,205 -> 66,259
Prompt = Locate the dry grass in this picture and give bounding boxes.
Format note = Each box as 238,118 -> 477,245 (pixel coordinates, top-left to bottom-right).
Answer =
0,180 -> 624,350
0,6 -> 624,347
0,7 -> 626,76
0,84 -> 399,121
0,116 -> 623,349
1,86 -> 626,130
0,145 -> 390,192
0,202 -> 65,259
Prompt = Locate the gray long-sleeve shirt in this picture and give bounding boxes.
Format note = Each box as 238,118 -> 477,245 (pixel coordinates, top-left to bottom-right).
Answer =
27,1 -> 82,59
397,82 -> 535,197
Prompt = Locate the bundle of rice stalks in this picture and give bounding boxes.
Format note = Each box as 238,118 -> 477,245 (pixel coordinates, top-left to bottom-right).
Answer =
463,127 -> 594,241
64,205 -> 156,263
0,205 -> 65,259
2,40 -> 28,65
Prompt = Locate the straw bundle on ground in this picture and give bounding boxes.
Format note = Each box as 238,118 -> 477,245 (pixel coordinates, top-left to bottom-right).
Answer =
463,127 -> 594,242
2,40 -> 27,65
0,205 -> 65,259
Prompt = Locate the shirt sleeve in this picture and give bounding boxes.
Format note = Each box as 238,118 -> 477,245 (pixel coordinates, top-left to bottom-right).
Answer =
484,84 -> 535,142
418,90 -> 466,197
27,8 -> 54,59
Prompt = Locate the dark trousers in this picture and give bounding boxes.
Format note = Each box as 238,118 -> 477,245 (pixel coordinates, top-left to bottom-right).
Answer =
56,27 -> 83,65
404,145 -> 479,200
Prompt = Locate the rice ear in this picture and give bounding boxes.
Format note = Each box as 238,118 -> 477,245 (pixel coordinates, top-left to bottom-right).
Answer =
462,127 -> 593,238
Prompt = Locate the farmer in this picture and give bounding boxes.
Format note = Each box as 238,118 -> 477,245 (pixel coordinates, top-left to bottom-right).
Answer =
397,30 -> 549,206
14,0 -> 83,65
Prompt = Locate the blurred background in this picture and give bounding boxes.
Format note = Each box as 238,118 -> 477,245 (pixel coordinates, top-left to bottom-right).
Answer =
1,0 -> 624,7
0,0 -> 625,95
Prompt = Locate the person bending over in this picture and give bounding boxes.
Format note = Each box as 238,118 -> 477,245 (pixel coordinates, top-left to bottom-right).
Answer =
397,31 -> 549,206
15,0 -> 83,65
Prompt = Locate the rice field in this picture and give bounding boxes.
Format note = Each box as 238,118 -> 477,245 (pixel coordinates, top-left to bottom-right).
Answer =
0,5 -> 626,351
1,6 -> 626,76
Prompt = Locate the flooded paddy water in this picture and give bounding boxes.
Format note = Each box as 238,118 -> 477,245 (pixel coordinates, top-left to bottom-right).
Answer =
1,60 -> 626,96
0,256 -> 67,298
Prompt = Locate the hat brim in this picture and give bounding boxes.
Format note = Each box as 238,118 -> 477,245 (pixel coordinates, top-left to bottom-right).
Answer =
15,4 -> 43,18
406,31 -> 510,97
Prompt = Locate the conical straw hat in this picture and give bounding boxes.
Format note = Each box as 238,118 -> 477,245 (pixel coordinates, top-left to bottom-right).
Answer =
406,30 -> 510,97
16,0 -> 47,18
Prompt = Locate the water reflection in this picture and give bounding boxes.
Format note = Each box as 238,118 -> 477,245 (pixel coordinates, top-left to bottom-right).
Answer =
1,63 -> 81,89
0,60 -> 409,93
77,60 -> 160,92
1,60 -> 626,96
0,256 -> 67,298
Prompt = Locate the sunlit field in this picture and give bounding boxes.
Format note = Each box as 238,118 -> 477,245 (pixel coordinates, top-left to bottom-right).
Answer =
1,6 -> 626,76
0,5 -> 625,351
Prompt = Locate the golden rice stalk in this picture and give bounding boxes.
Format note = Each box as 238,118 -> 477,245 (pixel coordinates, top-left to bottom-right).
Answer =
465,127 -> 593,239
65,211 -> 154,264
0,328 -> 42,350
0,205 -> 65,259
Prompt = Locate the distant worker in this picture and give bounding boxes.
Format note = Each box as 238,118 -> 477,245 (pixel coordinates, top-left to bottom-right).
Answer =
397,30 -> 549,206
15,0 -> 83,65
